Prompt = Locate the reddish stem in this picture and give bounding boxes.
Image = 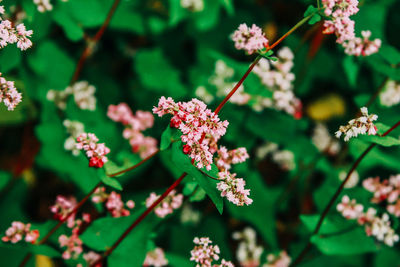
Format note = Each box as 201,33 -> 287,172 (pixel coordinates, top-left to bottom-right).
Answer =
92,173 -> 187,266
107,150 -> 160,177
292,120 -> 400,266
70,0 -> 121,84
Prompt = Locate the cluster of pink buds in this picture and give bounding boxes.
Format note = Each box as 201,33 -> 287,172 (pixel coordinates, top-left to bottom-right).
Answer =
215,146 -> 249,171
76,133 -> 110,168
190,237 -> 234,267
363,175 -> 400,217
143,247 -> 169,267
0,2 -> 33,50
59,233 -> 83,260
252,47 -> 301,118
0,73 -> 22,111
231,23 -> 269,55
217,171 -> 253,206
232,227 -> 263,267
153,97 -> 228,170
335,107 -> 378,141
91,187 -> 135,217
80,251 -> 102,267
379,80 -> 400,107
108,103 -> 158,159
50,195 -> 78,228
337,195 -> 399,246
145,190 -> 183,218
2,221 -> 39,244
321,0 -> 381,56
263,251 -> 291,267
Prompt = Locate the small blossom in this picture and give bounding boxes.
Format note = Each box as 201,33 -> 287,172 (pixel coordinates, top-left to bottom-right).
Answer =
91,187 -> 135,217
215,146 -> 249,171
0,16 -> 33,50
33,0 -> 53,12
379,80 -> 400,107
50,195 -> 78,228
143,247 -> 168,267
180,0 -> 204,12
180,204 -> 201,224
83,251 -> 101,267
335,107 -> 378,141
233,227 -> 263,267
255,142 -> 295,171
190,237 -> 221,267
339,170 -> 359,188
146,190 -> 183,218
76,133 -> 110,168
47,81 -> 96,110
217,171 -> 253,206
63,120 -> 85,156
263,251 -> 291,267
337,195 -> 364,219
0,73 -> 22,111
59,233 -> 83,260
2,222 -> 39,244
232,23 -> 268,55
312,123 -> 341,155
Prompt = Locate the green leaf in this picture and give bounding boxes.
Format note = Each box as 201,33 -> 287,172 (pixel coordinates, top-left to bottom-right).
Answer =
343,56 -> 359,87
134,49 -> 186,97
219,0 -> 234,16
309,13 -> 321,25
0,46 -> 22,72
99,172 -> 123,191
160,126 -> 180,151
189,186 -> 207,202
358,135 -> 400,147
304,5 -> 318,17
166,253 -> 192,267
170,141 -> 223,214
311,227 -> 378,255
379,44 -> 400,65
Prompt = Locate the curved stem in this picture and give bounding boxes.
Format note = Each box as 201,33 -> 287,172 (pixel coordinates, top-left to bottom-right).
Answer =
292,120 -> 400,266
19,181 -> 103,267
92,173 -> 187,266
198,168 -> 221,181
107,150 -> 160,177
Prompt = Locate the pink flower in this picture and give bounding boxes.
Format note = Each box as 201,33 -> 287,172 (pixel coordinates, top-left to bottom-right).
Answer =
58,233 -> 83,260
91,187 -> 135,217
215,146 -> 249,171
145,190 -> 183,218
50,195 -> 78,228
83,251 -> 102,267
217,171 -> 253,206
2,221 -> 39,244
76,133 -> 110,168
190,237 -> 220,266
108,103 -> 158,159
336,195 -> 363,219
335,107 -> 378,141
153,97 -> 228,170
0,73 -> 22,111
143,247 -> 168,267
264,251 -> 291,267
231,23 -> 268,55
0,16 -> 33,50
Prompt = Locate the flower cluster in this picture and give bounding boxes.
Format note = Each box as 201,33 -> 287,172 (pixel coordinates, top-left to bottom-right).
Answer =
80,251 -> 101,267
335,107 -> 378,141
180,0 -> 204,12
59,233 -> 83,260
143,247 -> 169,267
379,80 -> 400,107
2,222 -> 39,244
232,23 -> 269,55
253,47 -> 301,118
363,174 -> 400,217
63,120 -> 85,156
215,146 -> 249,171
339,170 -> 359,188
232,227 -> 263,267
262,251 -> 291,267
76,133 -> 110,168
217,171 -> 253,206
108,103 -> 158,159
145,190 -> 183,218
0,73 -> 22,111
180,204 -> 201,224
255,142 -> 295,171
337,195 -> 399,246
153,97 -> 228,170
47,81 -> 96,110
0,2 -> 33,50
33,0 -> 53,12
190,237 -> 234,267
321,0 -> 381,56
50,195 -> 78,228
312,123 -> 341,156
91,187 -> 135,217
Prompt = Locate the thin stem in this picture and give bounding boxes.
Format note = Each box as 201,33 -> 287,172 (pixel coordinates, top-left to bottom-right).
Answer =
198,168 -> 221,181
19,181 -> 103,267
93,173 -> 187,266
70,0 -> 121,84
107,150 -> 160,177
292,120 -> 400,266
214,12 -> 314,115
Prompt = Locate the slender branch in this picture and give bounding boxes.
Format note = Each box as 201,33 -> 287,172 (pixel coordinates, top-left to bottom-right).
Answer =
107,150 -> 160,177
92,173 -> 187,266
198,168 -> 221,181
292,119 -> 400,266
19,181 -> 103,267
70,0 -> 121,84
